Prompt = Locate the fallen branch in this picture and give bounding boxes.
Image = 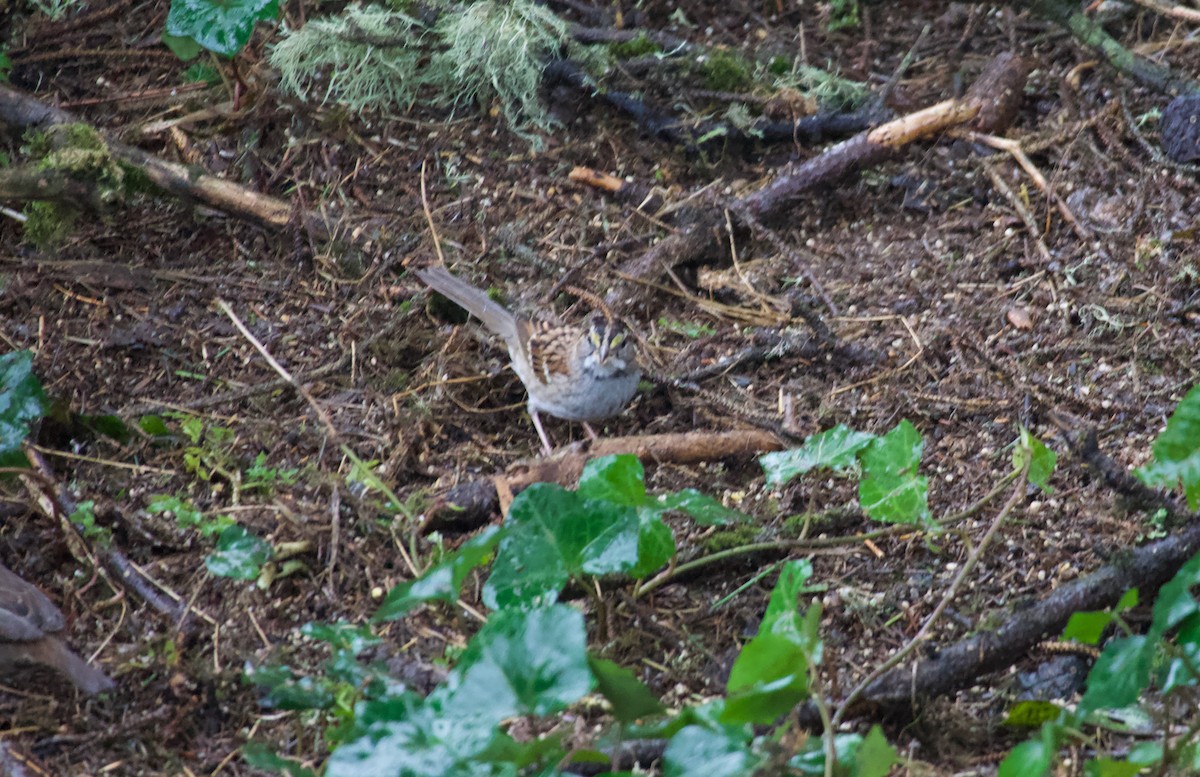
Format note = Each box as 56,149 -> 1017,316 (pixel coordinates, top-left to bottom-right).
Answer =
0,83 -> 331,240
421,429 -> 783,534
610,52 -> 1030,302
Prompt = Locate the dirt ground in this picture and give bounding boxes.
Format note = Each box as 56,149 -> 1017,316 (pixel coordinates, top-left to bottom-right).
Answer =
1,0 -> 1198,774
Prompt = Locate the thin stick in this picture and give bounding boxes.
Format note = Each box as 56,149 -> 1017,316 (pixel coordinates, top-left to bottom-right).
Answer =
420,160 -> 446,266
831,460 -> 1030,728
214,298 -> 338,441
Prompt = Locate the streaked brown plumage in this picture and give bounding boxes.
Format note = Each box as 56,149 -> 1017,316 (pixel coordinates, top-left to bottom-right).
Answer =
416,266 -> 641,453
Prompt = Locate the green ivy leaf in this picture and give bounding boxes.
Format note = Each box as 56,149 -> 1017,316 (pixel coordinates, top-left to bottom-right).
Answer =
1135,384 -> 1200,511
1150,545 -> 1200,636
1061,610 -> 1114,646
630,514 -> 675,579
853,726 -> 899,777
1015,426 -> 1057,493
451,605 -> 592,717
998,731 -> 1056,777
1079,636 -> 1153,714
587,656 -> 665,722
722,633 -> 809,724
0,350 -> 47,468
790,731 -> 875,774
721,561 -> 818,724
1158,611 -> 1200,694
759,424 -> 876,487
858,420 -> 931,525
1063,587 -> 1139,647
206,524 -> 271,580
165,0 -> 280,58
374,527 -> 500,621
663,725 -> 760,777
656,489 -> 746,525
483,484 -> 642,609
577,454 -> 647,506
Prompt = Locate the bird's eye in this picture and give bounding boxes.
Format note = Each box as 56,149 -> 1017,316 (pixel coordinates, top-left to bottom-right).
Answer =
609,332 -> 625,348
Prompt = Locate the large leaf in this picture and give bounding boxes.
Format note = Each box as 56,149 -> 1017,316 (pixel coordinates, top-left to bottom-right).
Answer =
721,561 -> 818,725
374,528 -> 500,621
0,350 -> 47,468
663,725 -> 761,777
858,420 -> 931,525
166,0 -> 280,58
483,483 -> 642,609
206,525 -> 271,580
450,605 -> 593,718
759,424 -> 875,487
1135,384 -> 1200,511
1015,426 -> 1057,494
588,656 -> 665,722
1078,636 -> 1154,714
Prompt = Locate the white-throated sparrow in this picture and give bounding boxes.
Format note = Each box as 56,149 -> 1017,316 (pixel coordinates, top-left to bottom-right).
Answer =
416,266 -> 640,453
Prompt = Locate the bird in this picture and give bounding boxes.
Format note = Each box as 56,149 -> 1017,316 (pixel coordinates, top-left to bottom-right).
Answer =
0,562 -> 114,694
415,266 -> 641,454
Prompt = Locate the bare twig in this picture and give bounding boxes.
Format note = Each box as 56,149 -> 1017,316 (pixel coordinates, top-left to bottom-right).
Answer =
214,298 -> 339,441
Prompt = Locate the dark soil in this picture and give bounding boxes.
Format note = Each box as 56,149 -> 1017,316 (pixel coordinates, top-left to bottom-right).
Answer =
1,0 -> 1197,774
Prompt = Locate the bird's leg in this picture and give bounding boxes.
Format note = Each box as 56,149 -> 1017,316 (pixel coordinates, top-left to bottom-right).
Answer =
530,407 -> 554,455
582,422 -> 599,441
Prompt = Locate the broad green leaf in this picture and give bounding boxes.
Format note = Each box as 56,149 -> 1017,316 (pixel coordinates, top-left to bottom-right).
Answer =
663,725 -> 760,777
721,633 -> 809,724
483,484 -> 641,609
760,559 -> 814,637
853,726 -> 899,777
166,0 -> 280,58
324,693 -> 503,777
999,739 -> 1054,777
790,732 -> 870,774
998,722 -> 1060,777
1016,426 -> 1057,493
374,527 -> 500,620
450,605 -> 592,717
1079,636 -> 1153,714
587,656 -> 665,722
630,514 -> 675,579
0,350 -> 47,468
656,489 -> 746,525
760,424 -> 876,487
1135,384 -> 1200,510
1126,742 -> 1163,766
206,525 -> 271,580
722,561 -> 818,724
1158,611 -> 1200,693
1150,550 -> 1200,635
858,420 -> 931,525
577,454 -> 647,506
1061,611 -> 1114,645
